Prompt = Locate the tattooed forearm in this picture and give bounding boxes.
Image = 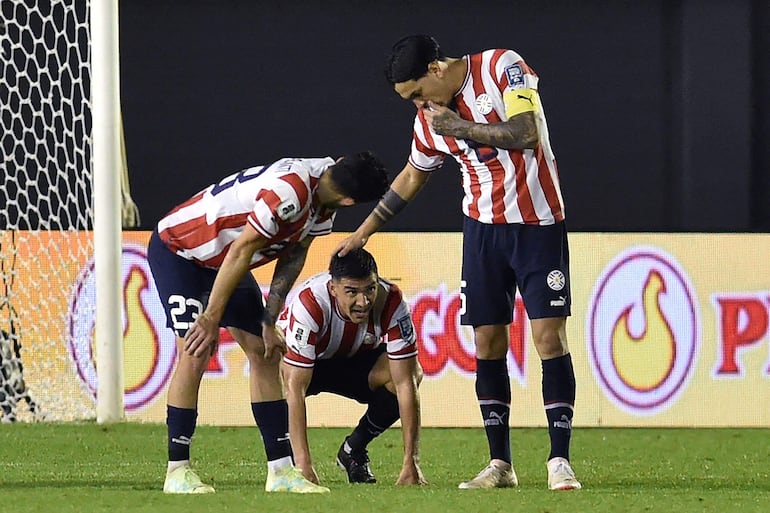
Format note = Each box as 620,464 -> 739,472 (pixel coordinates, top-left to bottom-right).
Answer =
263,241 -> 311,325
453,112 -> 539,150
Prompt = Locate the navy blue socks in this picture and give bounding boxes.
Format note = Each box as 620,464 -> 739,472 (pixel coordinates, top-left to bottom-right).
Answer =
251,400 -> 293,462
475,358 -> 512,463
167,405 -> 197,462
542,353 -> 576,461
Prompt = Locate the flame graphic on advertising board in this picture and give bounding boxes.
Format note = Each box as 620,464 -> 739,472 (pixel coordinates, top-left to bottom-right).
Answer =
586,247 -> 699,414
611,271 -> 676,391
67,245 -> 177,412
123,265 -> 159,393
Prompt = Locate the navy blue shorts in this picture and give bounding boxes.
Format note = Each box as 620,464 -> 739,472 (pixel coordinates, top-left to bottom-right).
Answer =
306,345 -> 387,404
147,230 -> 264,338
460,218 -> 571,326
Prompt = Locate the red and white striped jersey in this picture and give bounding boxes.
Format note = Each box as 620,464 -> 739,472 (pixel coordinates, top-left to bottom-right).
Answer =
409,49 -> 565,225
157,157 -> 336,269
279,272 -> 418,368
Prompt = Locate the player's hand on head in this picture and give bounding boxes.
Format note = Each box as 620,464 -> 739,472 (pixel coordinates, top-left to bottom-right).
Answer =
334,233 -> 368,258
262,324 -> 287,360
184,312 -> 220,357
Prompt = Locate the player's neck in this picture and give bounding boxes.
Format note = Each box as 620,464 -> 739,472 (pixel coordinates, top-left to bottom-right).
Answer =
316,171 -> 351,211
445,56 -> 467,96
315,172 -> 336,208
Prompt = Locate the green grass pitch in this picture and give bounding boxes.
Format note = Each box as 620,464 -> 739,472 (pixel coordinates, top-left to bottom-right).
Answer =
1,424 -> 769,512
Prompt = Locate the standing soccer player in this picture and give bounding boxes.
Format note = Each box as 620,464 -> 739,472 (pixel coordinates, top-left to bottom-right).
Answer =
149,152 -> 388,494
279,248 -> 425,486
337,35 -> 581,491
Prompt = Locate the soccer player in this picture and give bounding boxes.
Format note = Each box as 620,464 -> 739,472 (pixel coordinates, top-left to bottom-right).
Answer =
279,248 -> 426,486
336,36 -> 581,491
148,152 -> 388,494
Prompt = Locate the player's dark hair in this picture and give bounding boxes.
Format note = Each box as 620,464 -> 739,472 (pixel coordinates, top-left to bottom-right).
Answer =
329,248 -> 378,281
384,34 -> 444,84
329,151 -> 388,203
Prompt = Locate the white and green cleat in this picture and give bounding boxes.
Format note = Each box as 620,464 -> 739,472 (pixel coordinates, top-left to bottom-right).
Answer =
265,466 -> 330,494
163,465 -> 215,494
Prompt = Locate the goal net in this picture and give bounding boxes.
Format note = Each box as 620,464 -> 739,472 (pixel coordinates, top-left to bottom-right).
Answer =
0,0 -> 97,421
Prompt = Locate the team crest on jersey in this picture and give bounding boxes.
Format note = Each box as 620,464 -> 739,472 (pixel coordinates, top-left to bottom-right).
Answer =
474,93 -> 494,115
397,316 -> 414,341
291,322 -> 311,347
504,64 -> 525,89
363,332 -> 377,346
277,199 -> 297,221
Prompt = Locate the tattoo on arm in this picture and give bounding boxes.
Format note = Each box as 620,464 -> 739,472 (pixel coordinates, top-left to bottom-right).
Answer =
263,239 -> 311,325
454,112 -> 538,150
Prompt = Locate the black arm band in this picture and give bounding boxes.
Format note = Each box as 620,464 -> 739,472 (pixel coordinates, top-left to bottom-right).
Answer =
373,188 -> 408,225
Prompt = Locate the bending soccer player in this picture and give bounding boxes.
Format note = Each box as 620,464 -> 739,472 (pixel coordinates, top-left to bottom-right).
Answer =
280,248 -> 426,486
337,36 -> 581,491
148,153 -> 388,494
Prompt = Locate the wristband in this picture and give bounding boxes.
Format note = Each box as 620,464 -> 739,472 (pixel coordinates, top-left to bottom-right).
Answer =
373,188 -> 408,225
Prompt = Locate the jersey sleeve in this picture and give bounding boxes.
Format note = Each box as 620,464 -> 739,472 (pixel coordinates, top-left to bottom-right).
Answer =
247,163 -> 311,238
408,112 -> 446,172
380,285 -> 418,359
248,181 -> 302,238
282,288 -> 325,368
494,50 -> 542,120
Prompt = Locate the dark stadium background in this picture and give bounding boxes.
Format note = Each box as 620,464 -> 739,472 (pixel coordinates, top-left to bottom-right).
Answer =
118,0 -> 770,233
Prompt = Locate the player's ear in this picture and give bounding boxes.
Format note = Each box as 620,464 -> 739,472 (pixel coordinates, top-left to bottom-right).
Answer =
338,197 -> 355,207
327,280 -> 338,299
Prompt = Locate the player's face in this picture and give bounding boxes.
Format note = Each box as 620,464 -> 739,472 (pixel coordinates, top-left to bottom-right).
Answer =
395,73 -> 454,109
329,273 -> 378,324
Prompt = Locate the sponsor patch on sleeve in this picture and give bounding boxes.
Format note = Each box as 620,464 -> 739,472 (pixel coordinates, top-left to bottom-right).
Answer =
290,322 -> 311,347
397,315 -> 415,342
276,199 -> 297,221
504,64 -> 525,89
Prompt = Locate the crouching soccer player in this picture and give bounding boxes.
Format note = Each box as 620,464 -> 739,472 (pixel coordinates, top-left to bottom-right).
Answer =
148,153 -> 388,494
279,248 -> 427,485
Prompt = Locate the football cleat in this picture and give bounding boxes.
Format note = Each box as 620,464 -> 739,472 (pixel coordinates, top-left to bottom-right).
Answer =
163,465 -> 215,494
265,466 -> 330,493
458,462 -> 518,489
547,457 -> 582,490
336,440 -> 376,484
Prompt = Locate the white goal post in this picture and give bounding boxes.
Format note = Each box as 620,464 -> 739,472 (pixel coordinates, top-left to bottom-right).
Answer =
0,0 -> 124,423
91,0 -> 123,423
